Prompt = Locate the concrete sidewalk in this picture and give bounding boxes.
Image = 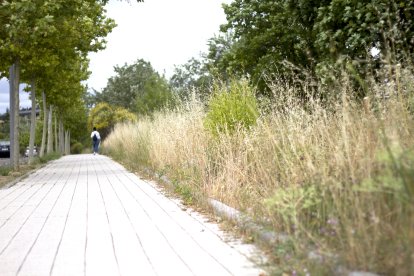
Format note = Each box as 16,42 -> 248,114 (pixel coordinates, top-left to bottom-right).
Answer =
0,154 -> 266,276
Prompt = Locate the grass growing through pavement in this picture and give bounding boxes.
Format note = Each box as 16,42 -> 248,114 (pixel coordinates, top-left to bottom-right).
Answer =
103,70 -> 414,275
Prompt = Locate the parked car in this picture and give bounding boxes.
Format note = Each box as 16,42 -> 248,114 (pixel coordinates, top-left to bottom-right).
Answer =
0,141 -> 10,158
24,146 -> 38,157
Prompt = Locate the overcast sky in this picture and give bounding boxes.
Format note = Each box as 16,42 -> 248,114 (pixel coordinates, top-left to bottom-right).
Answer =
88,0 -> 230,91
0,0 -> 230,114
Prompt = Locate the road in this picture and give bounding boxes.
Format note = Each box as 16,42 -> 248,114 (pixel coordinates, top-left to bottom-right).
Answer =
0,154 -> 266,276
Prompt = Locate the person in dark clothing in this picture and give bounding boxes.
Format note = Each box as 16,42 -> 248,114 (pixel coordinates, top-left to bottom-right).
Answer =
90,127 -> 101,155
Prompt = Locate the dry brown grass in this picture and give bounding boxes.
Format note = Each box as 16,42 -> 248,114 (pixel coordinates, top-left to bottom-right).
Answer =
103,72 -> 414,275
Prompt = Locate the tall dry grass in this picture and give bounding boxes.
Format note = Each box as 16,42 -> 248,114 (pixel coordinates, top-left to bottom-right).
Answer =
103,72 -> 414,274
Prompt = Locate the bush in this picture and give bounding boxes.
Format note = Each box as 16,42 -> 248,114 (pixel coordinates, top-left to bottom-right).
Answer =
71,142 -> 83,154
0,166 -> 12,176
39,152 -> 61,164
87,102 -> 114,138
204,79 -> 259,136
19,131 -> 30,155
113,108 -> 138,124
88,102 -> 138,139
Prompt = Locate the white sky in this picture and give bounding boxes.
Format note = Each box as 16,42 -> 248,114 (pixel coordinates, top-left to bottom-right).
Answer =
87,0 -> 230,91
0,0 -> 230,113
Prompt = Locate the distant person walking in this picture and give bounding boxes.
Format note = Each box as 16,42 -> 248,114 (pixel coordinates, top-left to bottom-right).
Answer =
91,127 -> 101,155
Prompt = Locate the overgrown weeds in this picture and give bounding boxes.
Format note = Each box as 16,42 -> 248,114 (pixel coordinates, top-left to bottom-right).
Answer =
104,72 -> 414,275
0,165 -> 12,176
38,152 -> 62,163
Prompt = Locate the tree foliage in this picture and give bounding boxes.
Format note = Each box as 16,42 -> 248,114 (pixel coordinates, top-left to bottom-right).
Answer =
88,102 -> 137,139
218,0 -> 323,89
0,0 -> 118,168
96,59 -> 157,109
170,57 -> 212,98
96,59 -> 175,115
183,0 -> 414,96
314,0 -> 414,62
135,74 -> 175,115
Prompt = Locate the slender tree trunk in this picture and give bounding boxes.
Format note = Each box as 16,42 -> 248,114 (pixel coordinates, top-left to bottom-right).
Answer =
54,115 -> 57,152
9,61 -> 20,170
28,79 -> 36,165
47,105 -> 53,154
59,119 -> 64,154
40,91 -> 47,158
65,130 -> 70,155
62,130 -> 68,155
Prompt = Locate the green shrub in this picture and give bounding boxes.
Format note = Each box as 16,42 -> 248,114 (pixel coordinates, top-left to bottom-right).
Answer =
0,166 -> 12,176
113,107 -> 138,124
39,152 -> 61,163
71,142 -> 83,154
204,79 -> 259,136
19,131 -> 30,155
172,180 -> 194,205
88,102 -> 138,139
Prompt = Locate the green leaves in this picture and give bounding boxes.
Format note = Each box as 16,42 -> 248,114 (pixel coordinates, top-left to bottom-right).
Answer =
0,0 -> 118,153
96,59 -> 175,116
204,79 -> 259,137
88,102 -> 137,139
210,0 -> 414,95
218,0 -> 321,91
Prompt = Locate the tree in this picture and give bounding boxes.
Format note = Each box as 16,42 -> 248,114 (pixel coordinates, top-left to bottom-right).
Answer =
314,0 -> 414,63
219,0 -> 323,91
205,32 -> 236,81
135,74 -> 176,115
0,0 -> 116,167
170,57 -> 212,99
28,80 -> 37,164
36,55 -> 91,155
88,102 -> 137,139
217,0 -> 414,96
96,59 -> 157,110
96,59 -> 175,115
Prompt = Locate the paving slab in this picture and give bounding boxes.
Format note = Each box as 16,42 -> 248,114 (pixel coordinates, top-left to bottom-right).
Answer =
0,154 -> 267,276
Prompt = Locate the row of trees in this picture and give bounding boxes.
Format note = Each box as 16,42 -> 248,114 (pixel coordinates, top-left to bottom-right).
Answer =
0,0 -> 137,170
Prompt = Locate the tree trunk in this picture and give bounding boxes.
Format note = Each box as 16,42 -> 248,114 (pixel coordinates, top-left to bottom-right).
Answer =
28,79 -> 36,165
54,115 -> 57,152
65,130 -> 70,155
47,105 -> 53,154
40,92 -> 47,158
59,119 -> 64,154
9,61 -> 20,170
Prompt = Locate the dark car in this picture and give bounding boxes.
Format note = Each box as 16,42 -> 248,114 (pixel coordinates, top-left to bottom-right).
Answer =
0,141 -> 10,158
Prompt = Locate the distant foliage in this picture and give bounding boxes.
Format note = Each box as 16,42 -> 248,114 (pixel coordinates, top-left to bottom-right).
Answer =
204,79 -> 259,136
88,102 -> 137,139
88,102 -> 113,136
114,107 -> 138,124
94,59 -> 175,116
96,59 -> 155,110
170,57 -> 212,99
135,75 -> 176,115
70,142 -> 83,154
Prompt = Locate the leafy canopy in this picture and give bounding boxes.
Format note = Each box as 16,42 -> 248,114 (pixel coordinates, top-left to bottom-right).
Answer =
197,0 -> 414,97
95,59 -> 175,115
88,102 -> 137,139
